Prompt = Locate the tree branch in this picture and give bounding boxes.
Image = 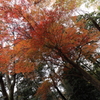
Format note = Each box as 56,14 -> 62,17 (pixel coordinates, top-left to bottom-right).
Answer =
89,17 -> 100,31
50,74 -> 67,100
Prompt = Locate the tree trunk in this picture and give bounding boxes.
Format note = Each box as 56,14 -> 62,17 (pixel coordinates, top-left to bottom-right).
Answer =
0,74 -> 8,100
8,85 -> 14,100
57,48 -> 100,91
6,74 -> 16,100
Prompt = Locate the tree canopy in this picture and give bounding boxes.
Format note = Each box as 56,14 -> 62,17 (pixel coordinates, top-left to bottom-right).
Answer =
0,0 -> 100,100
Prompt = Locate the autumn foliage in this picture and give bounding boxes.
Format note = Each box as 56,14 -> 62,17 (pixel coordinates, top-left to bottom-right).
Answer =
0,0 -> 100,99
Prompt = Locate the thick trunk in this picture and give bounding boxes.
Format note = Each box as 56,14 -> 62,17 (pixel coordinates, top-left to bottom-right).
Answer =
57,48 -> 100,91
0,74 -> 8,100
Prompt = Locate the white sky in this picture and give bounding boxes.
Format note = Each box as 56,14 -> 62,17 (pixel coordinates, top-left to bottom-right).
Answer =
79,3 -> 98,14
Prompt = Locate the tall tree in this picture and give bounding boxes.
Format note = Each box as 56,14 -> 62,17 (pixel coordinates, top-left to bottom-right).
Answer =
0,0 -> 100,100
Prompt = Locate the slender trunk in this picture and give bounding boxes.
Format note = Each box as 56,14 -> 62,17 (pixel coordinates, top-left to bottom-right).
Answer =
6,74 -> 16,100
8,85 -> 14,100
57,48 -> 100,91
55,86 -> 67,100
89,17 -> 100,31
50,75 -> 67,100
0,74 -> 8,100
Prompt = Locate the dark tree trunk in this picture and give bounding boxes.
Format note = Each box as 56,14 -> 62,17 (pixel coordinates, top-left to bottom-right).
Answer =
6,74 -> 16,100
57,48 -> 100,91
50,75 -> 67,100
89,17 -> 100,31
0,74 -> 8,100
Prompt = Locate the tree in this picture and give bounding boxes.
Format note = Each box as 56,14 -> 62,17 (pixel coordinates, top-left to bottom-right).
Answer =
61,12 -> 100,100
10,5 -> 100,90
0,0 -> 100,100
